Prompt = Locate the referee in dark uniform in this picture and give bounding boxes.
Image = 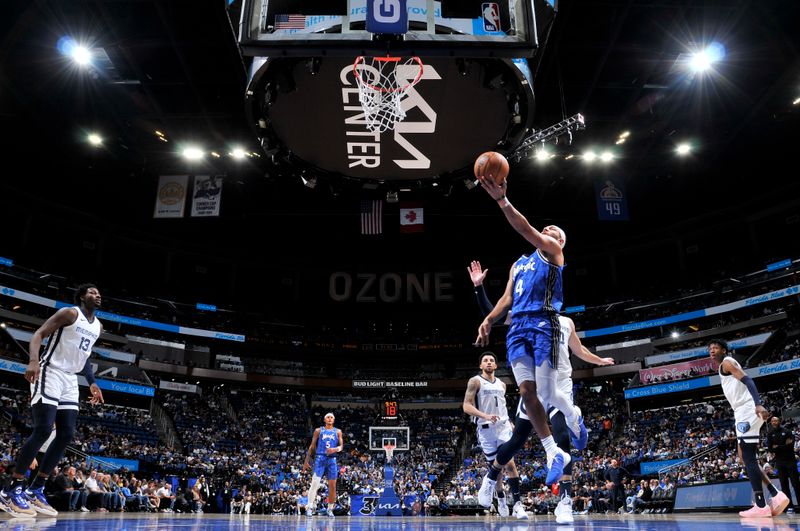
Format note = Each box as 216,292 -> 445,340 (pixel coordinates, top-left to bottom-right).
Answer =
766,416 -> 800,510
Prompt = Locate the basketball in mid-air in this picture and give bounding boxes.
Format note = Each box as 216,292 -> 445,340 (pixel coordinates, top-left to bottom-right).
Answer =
473,151 -> 509,186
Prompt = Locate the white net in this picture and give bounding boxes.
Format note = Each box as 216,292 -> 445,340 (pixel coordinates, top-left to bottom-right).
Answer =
354,56 -> 424,133
383,444 -> 395,462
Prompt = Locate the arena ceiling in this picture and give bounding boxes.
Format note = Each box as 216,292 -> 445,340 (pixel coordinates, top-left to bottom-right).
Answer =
1,0 -> 798,311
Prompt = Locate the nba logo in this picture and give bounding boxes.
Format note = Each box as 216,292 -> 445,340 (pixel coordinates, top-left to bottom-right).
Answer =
482,3 -> 501,32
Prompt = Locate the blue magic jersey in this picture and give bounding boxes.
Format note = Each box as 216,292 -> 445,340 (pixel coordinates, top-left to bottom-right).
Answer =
316,426 -> 338,455
510,250 -> 563,316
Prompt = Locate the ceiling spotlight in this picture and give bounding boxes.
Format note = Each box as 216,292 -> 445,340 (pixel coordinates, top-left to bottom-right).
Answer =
615,138 -> 626,145
671,331 -> 680,339
210,151 -> 221,158
230,148 -> 247,159
155,130 -> 165,137
676,143 -> 692,156
793,97 -> 800,106
534,149 -> 549,162
71,45 -> 92,66
583,151 -> 597,163
600,151 -> 614,163
182,147 -> 204,161
619,131 -> 630,139
87,133 -> 103,146
564,154 -> 575,160
689,51 -> 712,72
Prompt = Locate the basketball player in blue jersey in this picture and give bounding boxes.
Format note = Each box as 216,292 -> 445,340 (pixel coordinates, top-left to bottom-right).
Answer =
0,284 -> 104,518
709,339 -> 789,518
302,412 -> 344,518
470,262 -> 614,522
473,176 -> 587,504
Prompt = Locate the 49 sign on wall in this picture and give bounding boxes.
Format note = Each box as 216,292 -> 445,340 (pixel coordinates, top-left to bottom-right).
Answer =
253,56 -> 532,181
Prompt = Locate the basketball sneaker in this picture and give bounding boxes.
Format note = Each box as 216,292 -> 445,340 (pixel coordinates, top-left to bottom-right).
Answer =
555,496 -> 574,524
497,493 -> 509,517
546,448 -> 571,485
478,475 -> 497,508
769,491 -> 790,516
739,504 -> 772,518
326,507 -> 335,518
0,485 -> 37,517
25,487 -> 58,517
568,406 -> 588,451
306,506 -> 314,517
512,501 -> 529,519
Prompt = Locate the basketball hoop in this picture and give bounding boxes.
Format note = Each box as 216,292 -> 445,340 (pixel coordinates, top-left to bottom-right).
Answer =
383,443 -> 396,462
353,56 -> 424,133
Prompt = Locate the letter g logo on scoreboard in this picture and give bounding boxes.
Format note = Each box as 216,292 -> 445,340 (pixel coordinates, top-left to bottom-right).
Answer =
366,0 -> 408,34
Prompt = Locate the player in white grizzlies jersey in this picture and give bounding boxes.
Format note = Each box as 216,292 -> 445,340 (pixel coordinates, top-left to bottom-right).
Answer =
463,352 -> 527,519
709,339 -> 789,518
0,284 -> 104,518
533,316 -> 613,524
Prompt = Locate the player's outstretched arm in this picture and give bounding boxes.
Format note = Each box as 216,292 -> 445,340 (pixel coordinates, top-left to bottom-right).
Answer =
565,318 -> 614,366
475,266 -> 514,346
479,176 -> 563,258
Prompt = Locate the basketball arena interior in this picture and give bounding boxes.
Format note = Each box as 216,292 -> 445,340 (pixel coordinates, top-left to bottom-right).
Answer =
1,0 -> 800,529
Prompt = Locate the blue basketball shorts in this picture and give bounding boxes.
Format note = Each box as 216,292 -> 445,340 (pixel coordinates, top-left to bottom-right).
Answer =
313,454 -> 338,479
506,313 -> 561,368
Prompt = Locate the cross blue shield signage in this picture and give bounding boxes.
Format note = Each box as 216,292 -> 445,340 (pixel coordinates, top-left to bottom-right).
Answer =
366,0 -> 409,35
595,178 -> 629,221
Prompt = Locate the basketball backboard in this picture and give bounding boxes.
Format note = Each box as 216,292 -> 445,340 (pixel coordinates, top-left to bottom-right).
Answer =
369,426 -> 410,452
239,0 -> 551,58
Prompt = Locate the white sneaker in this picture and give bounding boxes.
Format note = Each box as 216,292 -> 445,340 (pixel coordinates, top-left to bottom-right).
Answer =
478,475 -> 497,508
497,494 -> 509,517
555,496 -> 574,524
512,501 -> 529,519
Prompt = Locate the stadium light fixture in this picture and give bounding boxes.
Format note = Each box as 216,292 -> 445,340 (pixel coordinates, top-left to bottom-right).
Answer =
583,151 -> 597,163
600,151 -> 614,163
676,143 -> 692,156
182,147 -> 204,161
87,133 -> 103,146
230,148 -> 247,160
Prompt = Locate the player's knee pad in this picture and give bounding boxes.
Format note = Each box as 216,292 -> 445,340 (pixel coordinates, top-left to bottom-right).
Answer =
549,410 -> 570,450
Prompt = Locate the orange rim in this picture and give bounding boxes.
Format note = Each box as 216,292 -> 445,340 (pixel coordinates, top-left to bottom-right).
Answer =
353,56 -> 424,93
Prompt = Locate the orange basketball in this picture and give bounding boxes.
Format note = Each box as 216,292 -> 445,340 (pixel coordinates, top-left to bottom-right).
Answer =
474,151 -> 509,186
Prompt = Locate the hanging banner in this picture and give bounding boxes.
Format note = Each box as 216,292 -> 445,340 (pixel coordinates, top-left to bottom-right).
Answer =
190,175 -> 223,217
154,175 -> 188,218
639,358 -> 718,386
595,178 -> 629,221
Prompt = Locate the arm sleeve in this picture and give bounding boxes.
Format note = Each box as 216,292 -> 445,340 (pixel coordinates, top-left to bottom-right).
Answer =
474,285 -> 494,317
740,375 -> 762,406
78,360 -> 96,385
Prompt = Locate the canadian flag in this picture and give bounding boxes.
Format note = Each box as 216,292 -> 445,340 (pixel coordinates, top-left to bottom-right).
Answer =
399,202 -> 424,233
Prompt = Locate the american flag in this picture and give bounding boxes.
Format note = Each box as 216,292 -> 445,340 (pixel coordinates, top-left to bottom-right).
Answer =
274,14 -> 306,30
361,200 -> 383,235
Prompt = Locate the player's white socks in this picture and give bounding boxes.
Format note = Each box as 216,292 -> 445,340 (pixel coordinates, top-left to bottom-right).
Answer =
307,476 -> 321,510
541,435 -> 558,456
